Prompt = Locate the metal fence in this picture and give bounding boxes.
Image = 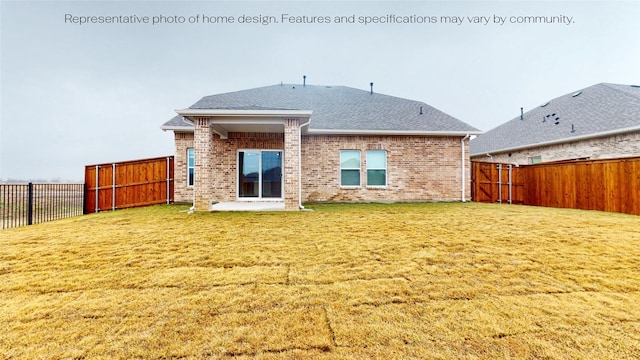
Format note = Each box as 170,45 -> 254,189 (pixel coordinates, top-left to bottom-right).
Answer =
0,183 -> 85,229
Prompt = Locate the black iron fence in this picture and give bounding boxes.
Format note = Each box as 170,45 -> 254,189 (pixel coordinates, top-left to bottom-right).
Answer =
0,183 -> 85,230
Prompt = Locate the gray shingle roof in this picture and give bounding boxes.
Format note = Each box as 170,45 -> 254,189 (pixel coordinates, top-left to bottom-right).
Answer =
162,114 -> 192,128
470,83 -> 640,156
162,84 -> 480,134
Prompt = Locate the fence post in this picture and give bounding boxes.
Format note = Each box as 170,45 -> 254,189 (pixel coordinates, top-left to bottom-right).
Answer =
508,164 -> 513,205
83,183 -> 88,214
27,182 -> 34,225
112,162 -> 116,211
166,156 -> 170,204
95,165 -> 99,213
497,164 -> 502,203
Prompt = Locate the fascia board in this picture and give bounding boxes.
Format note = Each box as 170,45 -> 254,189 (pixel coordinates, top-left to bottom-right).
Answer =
176,109 -> 313,117
160,125 -> 194,132
308,129 -> 483,136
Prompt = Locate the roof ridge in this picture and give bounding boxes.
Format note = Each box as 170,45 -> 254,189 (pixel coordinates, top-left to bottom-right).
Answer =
599,82 -> 640,100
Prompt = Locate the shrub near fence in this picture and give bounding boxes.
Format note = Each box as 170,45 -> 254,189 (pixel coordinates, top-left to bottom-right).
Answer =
0,183 -> 85,229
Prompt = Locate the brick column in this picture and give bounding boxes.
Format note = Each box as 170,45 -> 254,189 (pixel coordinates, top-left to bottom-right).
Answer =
193,117 -> 213,210
283,118 -> 300,210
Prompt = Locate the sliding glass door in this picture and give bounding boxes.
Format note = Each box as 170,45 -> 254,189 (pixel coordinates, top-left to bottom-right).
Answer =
238,150 -> 282,199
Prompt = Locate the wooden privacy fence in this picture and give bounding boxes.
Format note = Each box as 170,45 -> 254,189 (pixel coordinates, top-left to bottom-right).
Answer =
471,156 -> 640,216
85,156 -> 174,214
471,162 -> 525,204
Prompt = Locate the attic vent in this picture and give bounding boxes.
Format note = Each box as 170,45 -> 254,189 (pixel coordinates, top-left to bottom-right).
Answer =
572,91 -> 582,97
540,102 -> 550,107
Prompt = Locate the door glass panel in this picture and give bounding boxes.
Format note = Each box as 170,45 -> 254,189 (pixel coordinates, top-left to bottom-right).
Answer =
239,151 -> 259,197
261,151 -> 282,198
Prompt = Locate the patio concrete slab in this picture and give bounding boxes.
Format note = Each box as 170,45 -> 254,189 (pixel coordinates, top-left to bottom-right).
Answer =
210,202 -> 285,211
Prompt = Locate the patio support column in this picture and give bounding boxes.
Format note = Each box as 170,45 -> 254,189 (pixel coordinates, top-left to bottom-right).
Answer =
193,117 -> 213,211
283,118 -> 301,210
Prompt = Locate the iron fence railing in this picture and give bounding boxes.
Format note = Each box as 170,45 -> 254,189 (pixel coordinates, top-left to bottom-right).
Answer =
0,183 -> 85,230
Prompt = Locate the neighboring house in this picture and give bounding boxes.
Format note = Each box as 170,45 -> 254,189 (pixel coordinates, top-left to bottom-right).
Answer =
470,83 -> 640,164
161,82 -> 481,211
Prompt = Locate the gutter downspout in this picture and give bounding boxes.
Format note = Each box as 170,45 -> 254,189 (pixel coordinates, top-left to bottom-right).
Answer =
299,119 -> 311,210
461,134 -> 470,202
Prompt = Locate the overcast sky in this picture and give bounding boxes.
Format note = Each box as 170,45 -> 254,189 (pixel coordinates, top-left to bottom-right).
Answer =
1,1 -> 639,181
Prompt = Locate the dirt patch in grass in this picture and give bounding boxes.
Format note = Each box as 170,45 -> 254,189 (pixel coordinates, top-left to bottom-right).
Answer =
2,202 -> 640,358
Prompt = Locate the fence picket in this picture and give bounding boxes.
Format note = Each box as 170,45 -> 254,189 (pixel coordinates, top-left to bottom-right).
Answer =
472,156 -> 640,216
84,156 -> 174,214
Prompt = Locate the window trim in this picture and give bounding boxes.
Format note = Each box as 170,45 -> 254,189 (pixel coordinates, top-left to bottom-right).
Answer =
366,150 -> 387,187
236,149 -> 284,200
340,150 -> 361,187
187,147 -> 195,187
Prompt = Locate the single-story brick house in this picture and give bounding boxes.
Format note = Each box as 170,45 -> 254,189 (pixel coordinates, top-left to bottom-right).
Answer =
470,83 -> 640,164
161,82 -> 481,210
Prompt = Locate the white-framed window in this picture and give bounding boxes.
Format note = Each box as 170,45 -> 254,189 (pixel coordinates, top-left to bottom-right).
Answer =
340,150 -> 361,186
366,150 -> 387,186
187,148 -> 195,187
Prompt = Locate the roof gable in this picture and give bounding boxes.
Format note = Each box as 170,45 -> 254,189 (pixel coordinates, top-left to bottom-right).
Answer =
470,83 -> 640,156
162,84 -> 480,134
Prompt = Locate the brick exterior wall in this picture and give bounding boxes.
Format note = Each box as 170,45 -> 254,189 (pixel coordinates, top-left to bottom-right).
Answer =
471,130 -> 640,165
283,119 -> 301,210
174,132 -> 194,203
301,135 -> 469,202
193,118 -> 215,210
173,130 -> 471,209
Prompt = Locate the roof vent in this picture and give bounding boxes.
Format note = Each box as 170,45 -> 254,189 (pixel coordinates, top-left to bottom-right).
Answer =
370,82 -> 374,95
303,75 -> 306,87
540,102 -> 550,107
572,90 -> 582,97
571,124 -> 576,133
554,117 -> 560,125
419,106 -> 423,115
520,107 -> 524,120
631,85 -> 640,88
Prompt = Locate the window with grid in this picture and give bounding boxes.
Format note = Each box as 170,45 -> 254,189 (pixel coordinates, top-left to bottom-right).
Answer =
340,150 -> 361,186
366,150 -> 386,186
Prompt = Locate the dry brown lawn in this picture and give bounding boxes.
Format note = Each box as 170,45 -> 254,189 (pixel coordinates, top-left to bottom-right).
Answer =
1,202 -> 640,359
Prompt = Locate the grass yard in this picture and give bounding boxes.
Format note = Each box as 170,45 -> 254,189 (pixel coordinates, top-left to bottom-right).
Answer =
1,202 -> 640,359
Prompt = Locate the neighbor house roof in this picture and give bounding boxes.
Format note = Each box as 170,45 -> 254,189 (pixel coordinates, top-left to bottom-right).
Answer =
162,83 -> 481,136
470,83 -> 640,156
